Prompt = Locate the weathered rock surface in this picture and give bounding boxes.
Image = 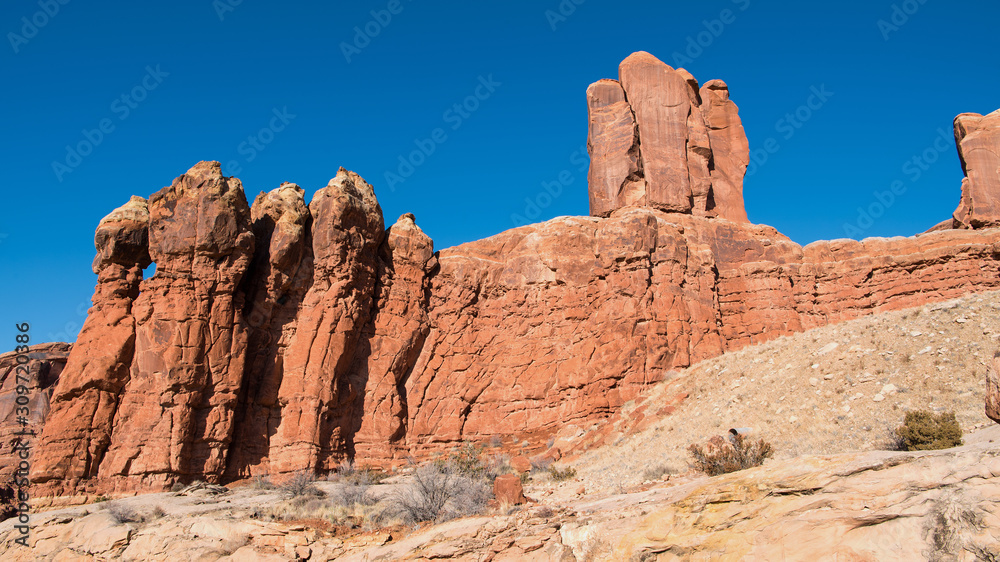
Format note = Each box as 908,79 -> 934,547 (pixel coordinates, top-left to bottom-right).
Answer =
953,109 -> 1000,228
989,353 -> 1000,424
25,53 -> 1000,495
6,428 -> 1000,561
588,52 -> 750,221
225,183 -> 312,481
346,213 -> 435,464
31,196 -> 151,494
493,474 -> 526,506
267,169 -> 385,476
97,162 -> 255,492
0,343 -> 71,485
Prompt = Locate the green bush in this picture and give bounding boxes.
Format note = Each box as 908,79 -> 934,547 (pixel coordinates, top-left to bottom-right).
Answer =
896,410 -> 963,451
688,434 -> 773,476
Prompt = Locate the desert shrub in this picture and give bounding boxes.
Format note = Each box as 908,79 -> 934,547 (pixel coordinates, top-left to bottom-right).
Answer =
151,505 -> 166,519
331,461 -> 390,486
93,495 -> 110,503
249,474 -> 276,490
896,410 -> 963,451
548,465 -> 577,482
281,471 -> 324,498
688,434 -> 773,476
446,441 -> 489,479
529,456 -> 554,472
387,462 -> 491,524
642,463 -> 675,481
106,502 -> 141,524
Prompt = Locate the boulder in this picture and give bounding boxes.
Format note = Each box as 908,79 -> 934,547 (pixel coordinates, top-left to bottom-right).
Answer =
493,474 -> 526,505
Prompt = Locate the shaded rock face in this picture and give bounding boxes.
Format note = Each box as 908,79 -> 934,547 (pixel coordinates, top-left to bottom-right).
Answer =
588,52 -> 749,221
953,110 -> 1000,229
0,343 -> 72,485
267,169 -> 387,475
28,54 -> 1000,495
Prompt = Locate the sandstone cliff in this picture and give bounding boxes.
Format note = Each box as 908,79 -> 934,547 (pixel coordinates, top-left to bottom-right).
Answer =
28,53 -> 1000,495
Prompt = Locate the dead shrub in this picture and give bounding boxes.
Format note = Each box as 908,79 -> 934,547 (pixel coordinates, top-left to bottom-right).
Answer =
249,474 -> 276,490
281,471 -> 324,498
333,461 -> 390,486
896,410 -> 963,451
386,462 -> 491,524
106,502 -> 142,524
688,433 -> 773,476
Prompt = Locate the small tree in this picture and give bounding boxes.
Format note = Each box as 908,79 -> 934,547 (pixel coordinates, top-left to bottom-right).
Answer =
896,410 -> 963,451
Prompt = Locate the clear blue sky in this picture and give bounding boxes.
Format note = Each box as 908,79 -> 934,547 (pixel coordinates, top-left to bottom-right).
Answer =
2,0 -> 998,343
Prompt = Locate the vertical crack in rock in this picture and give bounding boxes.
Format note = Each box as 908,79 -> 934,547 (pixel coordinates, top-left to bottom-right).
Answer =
268,168 -> 384,476
619,52 -> 693,213
225,183 -> 311,480
344,213 -> 435,465
587,79 -> 646,216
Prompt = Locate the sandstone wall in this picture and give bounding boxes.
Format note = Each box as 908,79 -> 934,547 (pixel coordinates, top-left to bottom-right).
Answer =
28,53 -> 1000,495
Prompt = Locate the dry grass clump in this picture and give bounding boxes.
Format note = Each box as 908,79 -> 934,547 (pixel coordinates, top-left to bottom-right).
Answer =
548,465 -> 577,482
330,461 -> 390,486
896,410 -> 963,451
688,434 -> 774,476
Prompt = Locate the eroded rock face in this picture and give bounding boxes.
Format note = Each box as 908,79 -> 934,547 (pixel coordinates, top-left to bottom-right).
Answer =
953,110 -> 1000,229
346,213 -> 435,464
225,183 -> 312,480
588,52 -> 751,222
31,197 -> 151,494
0,343 -> 72,485
267,169 -> 385,475
98,162 -> 255,491
27,54 -> 1000,495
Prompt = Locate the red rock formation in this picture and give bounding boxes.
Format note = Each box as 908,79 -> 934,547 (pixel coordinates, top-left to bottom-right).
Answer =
26,54 -> 1000,495
267,169 -> 385,476
225,183 -> 312,480
953,110 -> 1000,228
98,162 -> 255,491
0,343 -> 71,484
493,474 -> 526,505
347,213 -> 435,464
701,80 -> 750,222
588,52 -> 750,222
587,79 -> 643,216
31,197 -> 150,494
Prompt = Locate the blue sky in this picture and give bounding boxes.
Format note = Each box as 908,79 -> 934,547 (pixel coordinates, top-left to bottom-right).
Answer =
2,0 -> 998,343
